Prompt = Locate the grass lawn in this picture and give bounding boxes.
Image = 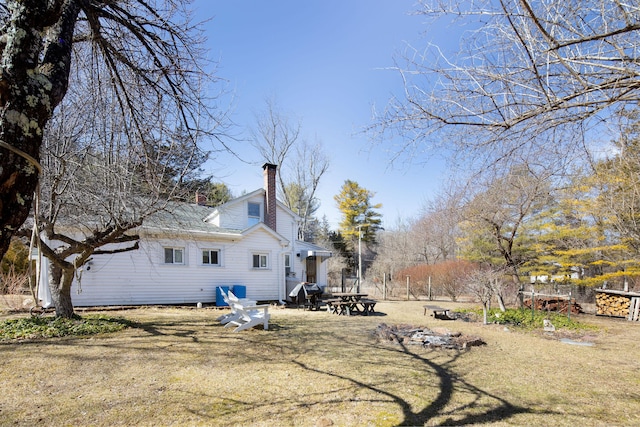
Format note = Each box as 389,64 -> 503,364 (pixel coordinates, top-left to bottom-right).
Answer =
1,300 -> 639,426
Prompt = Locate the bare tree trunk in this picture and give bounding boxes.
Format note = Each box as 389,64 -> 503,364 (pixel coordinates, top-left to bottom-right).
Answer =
0,0 -> 80,260
512,270 -> 525,308
47,263 -> 76,319
493,278 -> 507,312
482,302 -> 489,325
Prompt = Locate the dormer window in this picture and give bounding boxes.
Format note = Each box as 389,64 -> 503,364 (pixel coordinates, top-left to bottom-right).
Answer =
248,202 -> 261,226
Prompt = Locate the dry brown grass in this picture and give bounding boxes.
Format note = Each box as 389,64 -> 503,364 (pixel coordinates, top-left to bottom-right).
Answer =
1,300 -> 639,426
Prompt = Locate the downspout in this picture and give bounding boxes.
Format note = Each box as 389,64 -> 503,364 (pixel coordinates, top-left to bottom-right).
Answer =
278,240 -> 291,305
278,248 -> 286,305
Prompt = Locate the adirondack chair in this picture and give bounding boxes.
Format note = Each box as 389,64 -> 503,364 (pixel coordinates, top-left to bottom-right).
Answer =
224,303 -> 270,332
216,290 -> 257,324
228,290 -> 256,306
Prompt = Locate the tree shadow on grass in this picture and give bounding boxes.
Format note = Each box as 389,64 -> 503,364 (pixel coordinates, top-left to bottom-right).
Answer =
291,337 -> 543,426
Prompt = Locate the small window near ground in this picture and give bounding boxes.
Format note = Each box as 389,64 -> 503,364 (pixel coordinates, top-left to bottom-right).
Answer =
164,247 -> 184,264
248,202 -> 261,226
202,249 -> 220,266
252,253 -> 268,269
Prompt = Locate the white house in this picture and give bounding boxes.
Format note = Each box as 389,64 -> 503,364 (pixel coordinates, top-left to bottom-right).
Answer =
38,164 -> 331,307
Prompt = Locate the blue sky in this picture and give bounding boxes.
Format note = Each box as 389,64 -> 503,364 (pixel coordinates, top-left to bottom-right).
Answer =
193,1 -> 453,228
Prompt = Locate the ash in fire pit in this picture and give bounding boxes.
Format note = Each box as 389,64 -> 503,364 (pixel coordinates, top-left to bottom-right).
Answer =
374,323 -> 486,350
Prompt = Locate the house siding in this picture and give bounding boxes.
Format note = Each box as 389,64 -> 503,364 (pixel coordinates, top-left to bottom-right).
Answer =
64,227 -> 285,306
276,206 -> 297,241
36,173 -> 331,308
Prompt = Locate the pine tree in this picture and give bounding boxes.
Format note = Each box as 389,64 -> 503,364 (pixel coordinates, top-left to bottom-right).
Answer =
334,180 -> 383,249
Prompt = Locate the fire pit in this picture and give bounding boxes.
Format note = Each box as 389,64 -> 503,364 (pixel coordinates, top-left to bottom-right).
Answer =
374,323 -> 486,350
288,282 -> 324,310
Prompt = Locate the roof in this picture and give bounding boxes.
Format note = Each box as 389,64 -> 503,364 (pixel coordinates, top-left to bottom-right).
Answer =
142,201 -> 290,245
297,240 -> 333,259
204,188 -> 301,223
141,202 -> 242,237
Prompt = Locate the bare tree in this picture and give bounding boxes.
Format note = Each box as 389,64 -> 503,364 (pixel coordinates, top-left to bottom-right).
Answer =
459,165 -> 553,306
252,98 -> 301,193
368,217 -> 417,285
252,98 -> 330,241
413,187 -> 463,264
289,140 -> 330,241
371,0 -> 640,169
0,0 -> 224,260
466,267 -> 505,325
28,56 -> 215,318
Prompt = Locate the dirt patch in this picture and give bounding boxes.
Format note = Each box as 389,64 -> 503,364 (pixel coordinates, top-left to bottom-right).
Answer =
373,323 -> 486,350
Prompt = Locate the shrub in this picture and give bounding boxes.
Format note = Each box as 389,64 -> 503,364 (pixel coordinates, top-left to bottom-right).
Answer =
398,259 -> 478,301
0,315 -> 132,341
476,308 -> 595,330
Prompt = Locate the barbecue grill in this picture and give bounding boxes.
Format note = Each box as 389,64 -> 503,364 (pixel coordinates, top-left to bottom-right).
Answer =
288,282 -> 323,310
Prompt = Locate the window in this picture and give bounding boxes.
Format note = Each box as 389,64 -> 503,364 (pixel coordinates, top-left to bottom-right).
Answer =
285,254 -> 291,277
252,253 -> 268,269
202,249 -> 220,266
248,202 -> 261,226
164,247 -> 184,264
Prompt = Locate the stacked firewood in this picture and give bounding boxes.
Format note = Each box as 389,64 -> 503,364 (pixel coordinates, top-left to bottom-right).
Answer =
595,292 -> 631,317
523,297 -> 583,314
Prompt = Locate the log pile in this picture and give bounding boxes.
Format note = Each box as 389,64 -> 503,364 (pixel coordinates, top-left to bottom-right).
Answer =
523,297 -> 583,314
595,289 -> 639,318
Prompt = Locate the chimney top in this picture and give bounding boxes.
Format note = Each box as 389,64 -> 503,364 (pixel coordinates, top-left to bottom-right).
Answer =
263,163 -> 277,231
196,191 -> 207,206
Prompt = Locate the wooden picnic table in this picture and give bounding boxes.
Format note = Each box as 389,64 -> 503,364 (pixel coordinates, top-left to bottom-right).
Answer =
326,297 -> 377,316
331,292 -> 369,302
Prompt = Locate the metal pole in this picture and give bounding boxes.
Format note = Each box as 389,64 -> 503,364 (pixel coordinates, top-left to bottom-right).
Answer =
357,226 -> 362,293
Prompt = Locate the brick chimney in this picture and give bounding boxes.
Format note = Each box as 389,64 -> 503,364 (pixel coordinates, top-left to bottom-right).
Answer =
263,163 -> 277,231
196,191 -> 207,206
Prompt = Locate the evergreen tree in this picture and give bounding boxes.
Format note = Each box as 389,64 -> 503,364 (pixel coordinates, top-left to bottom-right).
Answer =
205,182 -> 234,207
334,180 -> 383,250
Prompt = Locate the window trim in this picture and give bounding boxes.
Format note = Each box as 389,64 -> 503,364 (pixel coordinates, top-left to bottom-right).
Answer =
164,247 -> 185,265
201,248 -> 221,266
248,201 -> 262,227
284,254 -> 291,277
252,252 -> 269,269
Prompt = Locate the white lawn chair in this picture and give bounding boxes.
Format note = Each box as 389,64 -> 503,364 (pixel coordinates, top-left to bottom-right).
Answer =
216,290 -> 258,324
224,303 -> 270,332
227,290 -> 256,306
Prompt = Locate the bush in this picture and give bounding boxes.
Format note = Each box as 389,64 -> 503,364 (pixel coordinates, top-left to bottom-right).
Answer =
398,260 -> 478,301
470,308 -> 595,330
0,315 -> 132,341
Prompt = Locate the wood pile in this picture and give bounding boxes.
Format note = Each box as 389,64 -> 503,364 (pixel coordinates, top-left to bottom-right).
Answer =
523,297 -> 582,314
595,289 -> 640,320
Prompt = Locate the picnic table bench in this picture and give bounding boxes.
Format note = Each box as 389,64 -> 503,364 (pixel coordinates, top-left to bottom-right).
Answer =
326,298 -> 377,316
423,305 -> 454,320
359,298 -> 377,315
